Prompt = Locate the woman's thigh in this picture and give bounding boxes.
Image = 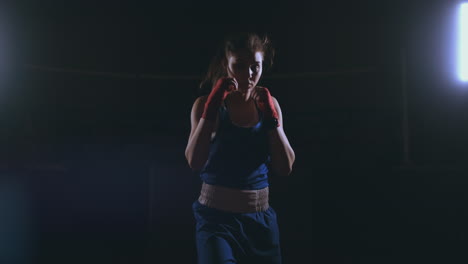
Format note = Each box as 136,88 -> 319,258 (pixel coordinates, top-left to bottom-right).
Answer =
196,235 -> 238,264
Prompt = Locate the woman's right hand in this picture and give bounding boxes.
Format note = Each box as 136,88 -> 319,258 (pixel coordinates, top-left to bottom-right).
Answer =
202,77 -> 238,121
212,77 -> 238,100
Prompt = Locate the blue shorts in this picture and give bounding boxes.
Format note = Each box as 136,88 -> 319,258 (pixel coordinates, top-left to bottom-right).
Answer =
192,200 -> 282,264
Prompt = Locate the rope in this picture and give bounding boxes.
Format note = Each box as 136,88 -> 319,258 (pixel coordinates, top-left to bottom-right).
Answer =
23,64 -> 377,80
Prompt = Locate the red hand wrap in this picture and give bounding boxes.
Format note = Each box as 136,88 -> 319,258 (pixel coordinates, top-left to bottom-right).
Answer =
202,77 -> 235,121
256,88 -> 280,127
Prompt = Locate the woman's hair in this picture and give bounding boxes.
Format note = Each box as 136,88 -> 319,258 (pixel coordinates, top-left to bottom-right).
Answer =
198,32 -> 275,95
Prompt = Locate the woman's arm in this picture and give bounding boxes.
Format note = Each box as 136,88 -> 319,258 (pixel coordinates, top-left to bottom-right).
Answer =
185,96 -> 215,171
267,97 -> 295,177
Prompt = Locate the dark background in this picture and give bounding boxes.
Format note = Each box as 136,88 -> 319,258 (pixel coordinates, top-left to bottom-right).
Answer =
1,0 -> 468,263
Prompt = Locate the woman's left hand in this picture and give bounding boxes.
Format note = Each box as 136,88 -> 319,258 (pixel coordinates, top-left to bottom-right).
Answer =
251,86 -> 279,120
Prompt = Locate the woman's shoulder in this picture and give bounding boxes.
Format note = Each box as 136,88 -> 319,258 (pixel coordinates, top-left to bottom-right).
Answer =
190,95 -> 209,114
189,95 -> 208,116
198,95 -> 209,101
194,95 -> 209,106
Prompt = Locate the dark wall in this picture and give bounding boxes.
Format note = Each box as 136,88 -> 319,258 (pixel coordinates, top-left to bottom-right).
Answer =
1,0 -> 468,263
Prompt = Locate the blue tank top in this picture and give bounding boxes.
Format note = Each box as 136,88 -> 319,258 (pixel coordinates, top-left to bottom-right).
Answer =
199,100 -> 271,190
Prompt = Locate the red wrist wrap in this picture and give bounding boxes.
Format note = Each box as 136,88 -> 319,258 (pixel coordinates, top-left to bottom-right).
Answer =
202,78 -> 234,121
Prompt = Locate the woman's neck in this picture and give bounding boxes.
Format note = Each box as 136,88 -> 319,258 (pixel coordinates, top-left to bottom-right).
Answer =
231,90 -> 253,103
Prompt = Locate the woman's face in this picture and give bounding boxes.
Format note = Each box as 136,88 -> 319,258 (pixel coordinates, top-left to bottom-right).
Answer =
225,50 -> 263,93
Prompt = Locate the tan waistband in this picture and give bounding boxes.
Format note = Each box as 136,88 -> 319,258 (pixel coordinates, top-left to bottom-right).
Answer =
198,182 -> 269,213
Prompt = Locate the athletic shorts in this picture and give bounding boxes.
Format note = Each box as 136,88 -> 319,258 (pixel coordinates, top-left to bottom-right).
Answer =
192,199 -> 282,264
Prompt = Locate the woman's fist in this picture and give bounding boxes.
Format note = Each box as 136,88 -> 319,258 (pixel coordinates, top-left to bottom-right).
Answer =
216,77 -> 238,100
251,86 -> 279,120
202,77 -> 238,121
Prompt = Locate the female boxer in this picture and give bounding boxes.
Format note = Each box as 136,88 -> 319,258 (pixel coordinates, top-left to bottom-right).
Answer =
185,31 -> 295,264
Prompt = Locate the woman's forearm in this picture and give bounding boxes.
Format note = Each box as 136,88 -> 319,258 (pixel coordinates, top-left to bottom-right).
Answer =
185,118 -> 215,171
267,127 -> 295,176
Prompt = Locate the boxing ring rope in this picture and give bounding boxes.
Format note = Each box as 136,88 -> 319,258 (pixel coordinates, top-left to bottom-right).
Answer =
23,63 -> 377,80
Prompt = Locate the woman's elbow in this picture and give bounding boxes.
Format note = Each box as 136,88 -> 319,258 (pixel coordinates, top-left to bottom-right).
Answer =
185,156 -> 199,171
188,162 -> 204,172
271,165 -> 293,177
185,153 -> 205,171
283,167 -> 293,177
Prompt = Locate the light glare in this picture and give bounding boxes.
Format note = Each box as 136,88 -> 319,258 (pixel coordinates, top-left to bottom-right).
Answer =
458,3 -> 468,81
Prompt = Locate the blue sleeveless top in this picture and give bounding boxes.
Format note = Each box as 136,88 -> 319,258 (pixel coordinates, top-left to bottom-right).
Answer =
199,101 -> 271,190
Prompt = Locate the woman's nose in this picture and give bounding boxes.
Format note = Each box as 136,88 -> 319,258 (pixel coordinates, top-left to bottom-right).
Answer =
248,67 -> 254,77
